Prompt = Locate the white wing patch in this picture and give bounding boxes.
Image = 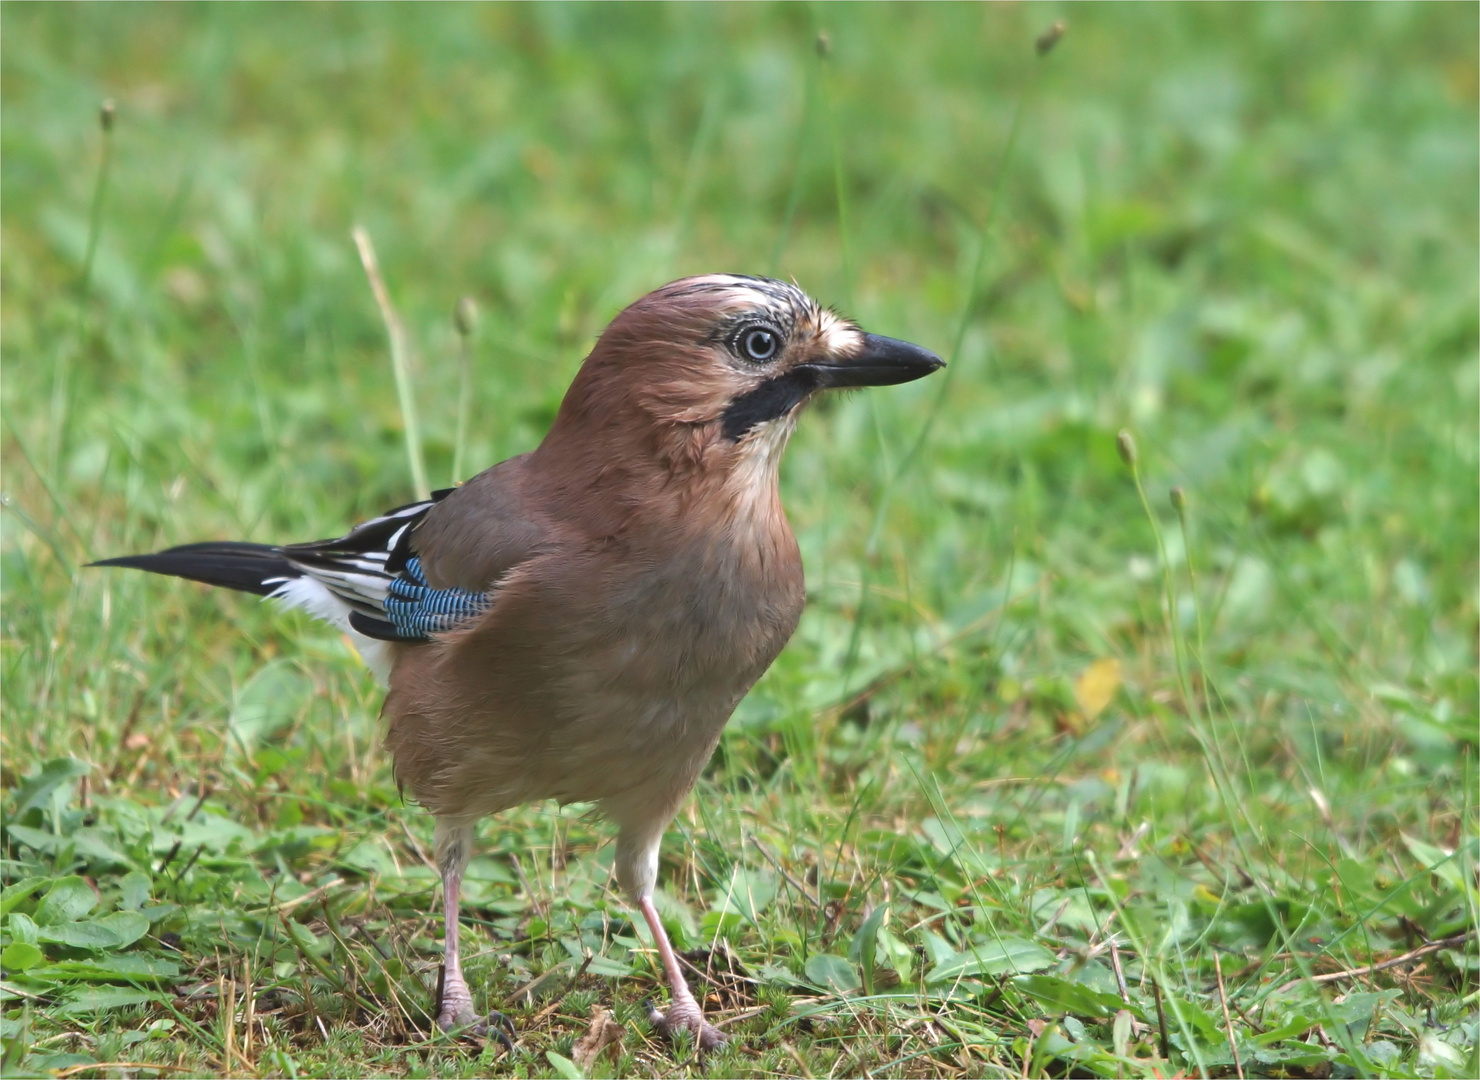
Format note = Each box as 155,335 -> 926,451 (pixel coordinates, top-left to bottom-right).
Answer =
265,576 -> 396,685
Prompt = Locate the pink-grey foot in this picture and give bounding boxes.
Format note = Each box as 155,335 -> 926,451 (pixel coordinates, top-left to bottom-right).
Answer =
645,995 -> 727,1052
434,962 -> 516,1053
638,895 -> 727,1053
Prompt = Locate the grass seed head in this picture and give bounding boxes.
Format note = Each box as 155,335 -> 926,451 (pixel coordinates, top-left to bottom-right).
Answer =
454,296 -> 478,338
1116,429 -> 1138,468
99,98 -> 116,132
1036,20 -> 1066,57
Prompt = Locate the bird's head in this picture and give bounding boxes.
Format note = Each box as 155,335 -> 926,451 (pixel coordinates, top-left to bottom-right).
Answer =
546,275 -> 943,482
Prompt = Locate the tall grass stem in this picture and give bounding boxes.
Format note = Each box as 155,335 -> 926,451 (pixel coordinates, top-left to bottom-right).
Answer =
452,297 -> 478,484
815,40 -> 853,312
354,226 -> 430,502
1171,487 -> 1208,666
50,100 -> 116,480
80,99 -> 116,302
1121,430 -> 1191,709
768,59 -> 816,275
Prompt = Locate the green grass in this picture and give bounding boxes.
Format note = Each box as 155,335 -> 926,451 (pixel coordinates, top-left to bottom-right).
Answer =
2,4 -> 1477,1077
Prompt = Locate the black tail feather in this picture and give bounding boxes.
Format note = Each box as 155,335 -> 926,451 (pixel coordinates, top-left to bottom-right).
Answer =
90,542 -> 295,597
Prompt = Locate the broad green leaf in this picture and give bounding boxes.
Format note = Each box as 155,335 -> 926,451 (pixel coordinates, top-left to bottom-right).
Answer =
228,660 -> 312,756
163,813 -> 254,855
4,825 -> 132,869
713,866 -> 775,925
140,903 -> 180,924
33,877 -> 96,926
95,911 -> 151,948
756,961 -> 804,987
253,746 -> 290,780
1364,1041 -> 1401,1068
803,953 -> 859,994
927,937 -> 1055,982
1161,991 -> 1223,1037
1417,1033 -> 1467,1072
8,913 -> 38,945
877,927 -> 913,983
579,955 -> 632,978
23,1053 -> 96,1073
0,943 -> 44,973
286,920 -> 328,957
7,758 -> 90,818
1,981 -> 48,1004
1328,989 -> 1401,1025
1254,1014 -> 1319,1046
545,1050 -> 584,1079
57,986 -> 162,1015
31,956 -> 181,984
699,910 -> 743,940
119,872 -> 151,912
338,839 -> 395,875
0,878 -> 49,917
2,825 -> 59,854
1015,974 -> 1136,1019
921,928 -> 957,966
69,829 -> 136,870
35,921 -> 124,950
849,904 -> 889,995
1112,1009 -> 1133,1058
1402,833 -> 1469,894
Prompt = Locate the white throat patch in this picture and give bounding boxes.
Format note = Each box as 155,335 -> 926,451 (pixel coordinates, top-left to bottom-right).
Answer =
730,412 -> 798,503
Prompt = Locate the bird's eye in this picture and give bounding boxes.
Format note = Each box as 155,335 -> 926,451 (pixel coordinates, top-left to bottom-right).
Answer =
740,326 -> 779,362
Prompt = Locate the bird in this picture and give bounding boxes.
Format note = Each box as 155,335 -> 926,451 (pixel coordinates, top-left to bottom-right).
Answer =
95,274 -> 943,1051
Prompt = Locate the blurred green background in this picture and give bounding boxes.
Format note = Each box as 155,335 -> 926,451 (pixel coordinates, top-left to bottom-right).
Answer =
2,5 -> 1476,1078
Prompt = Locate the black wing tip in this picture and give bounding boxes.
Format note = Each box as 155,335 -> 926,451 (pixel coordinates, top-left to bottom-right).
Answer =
87,554 -> 147,570
89,542 -> 292,597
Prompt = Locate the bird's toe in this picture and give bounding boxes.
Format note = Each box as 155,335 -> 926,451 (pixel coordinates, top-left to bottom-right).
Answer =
646,998 -> 727,1052
435,1004 -> 475,1034
437,1007 -> 516,1053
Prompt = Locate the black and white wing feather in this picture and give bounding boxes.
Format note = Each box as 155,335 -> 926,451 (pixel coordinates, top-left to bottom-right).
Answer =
93,487 -> 495,670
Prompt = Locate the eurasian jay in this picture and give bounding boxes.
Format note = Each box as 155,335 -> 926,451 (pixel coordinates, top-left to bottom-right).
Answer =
96,274 -> 943,1050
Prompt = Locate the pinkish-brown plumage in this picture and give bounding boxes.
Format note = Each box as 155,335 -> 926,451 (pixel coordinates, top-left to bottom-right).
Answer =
94,274 -> 942,1051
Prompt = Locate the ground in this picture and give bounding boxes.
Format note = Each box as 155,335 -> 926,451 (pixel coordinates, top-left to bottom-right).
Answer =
1,5 -> 1476,1078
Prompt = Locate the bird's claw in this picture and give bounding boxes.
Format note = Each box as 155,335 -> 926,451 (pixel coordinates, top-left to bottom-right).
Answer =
436,1007 -> 516,1053
434,961 -> 515,1052
645,997 -> 726,1052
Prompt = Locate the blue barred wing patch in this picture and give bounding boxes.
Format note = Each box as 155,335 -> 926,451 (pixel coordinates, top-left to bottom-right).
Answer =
380,556 -> 492,640
268,487 -> 492,644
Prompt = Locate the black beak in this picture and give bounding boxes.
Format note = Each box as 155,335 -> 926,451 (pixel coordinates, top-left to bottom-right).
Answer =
720,333 -> 945,441
799,333 -> 945,388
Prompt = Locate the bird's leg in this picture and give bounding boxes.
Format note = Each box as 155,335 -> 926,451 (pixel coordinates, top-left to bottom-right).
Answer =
436,824 -> 475,1029
639,895 -> 726,1051
433,820 -> 514,1049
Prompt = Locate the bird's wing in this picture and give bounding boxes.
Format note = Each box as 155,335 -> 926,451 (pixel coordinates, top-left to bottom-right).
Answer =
284,454 -> 551,643
268,489 -> 464,642
401,453 -> 552,592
